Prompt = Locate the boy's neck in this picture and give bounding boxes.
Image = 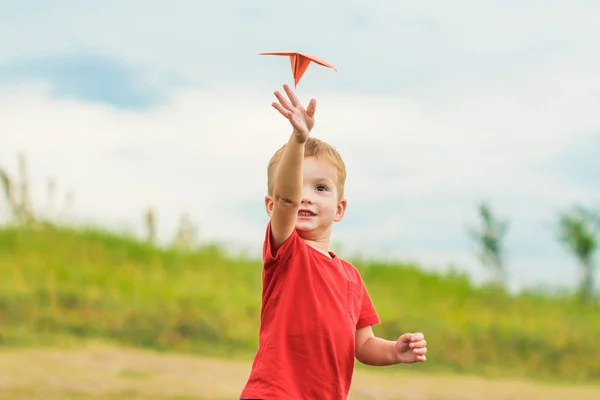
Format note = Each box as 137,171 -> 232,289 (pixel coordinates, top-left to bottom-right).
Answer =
303,237 -> 333,258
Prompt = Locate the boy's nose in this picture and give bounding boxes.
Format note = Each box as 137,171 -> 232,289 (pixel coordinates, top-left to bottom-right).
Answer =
301,194 -> 314,204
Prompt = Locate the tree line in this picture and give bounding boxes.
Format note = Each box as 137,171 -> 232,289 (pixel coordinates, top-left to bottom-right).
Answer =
2,153 -> 598,303
469,202 -> 599,304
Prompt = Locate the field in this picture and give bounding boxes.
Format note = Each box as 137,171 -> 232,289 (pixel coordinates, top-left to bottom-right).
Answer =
1,344 -> 599,400
1,223 -> 600,399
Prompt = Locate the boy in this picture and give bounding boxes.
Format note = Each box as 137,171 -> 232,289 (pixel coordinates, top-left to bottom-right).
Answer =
239,85 -> 427,400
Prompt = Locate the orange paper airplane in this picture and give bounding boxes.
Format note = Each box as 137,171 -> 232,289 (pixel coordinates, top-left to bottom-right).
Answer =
259,51 -> 337,87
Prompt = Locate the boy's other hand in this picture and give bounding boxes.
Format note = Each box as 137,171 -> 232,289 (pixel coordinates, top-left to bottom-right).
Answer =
272,84 -> 316,143
395,332 -> 427,363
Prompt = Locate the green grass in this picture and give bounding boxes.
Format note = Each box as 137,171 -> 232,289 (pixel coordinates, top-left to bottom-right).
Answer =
1,223 -> 599,384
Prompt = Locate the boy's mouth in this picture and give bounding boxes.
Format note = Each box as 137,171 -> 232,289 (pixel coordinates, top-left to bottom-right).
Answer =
298,210 -> 316,217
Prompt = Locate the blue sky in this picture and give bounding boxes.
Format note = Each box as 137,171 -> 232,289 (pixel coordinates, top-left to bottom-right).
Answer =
1,0 -> 599,292
0,53 -> 165,110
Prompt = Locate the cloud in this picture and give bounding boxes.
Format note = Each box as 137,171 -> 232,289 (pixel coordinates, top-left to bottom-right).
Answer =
1,1 -> 599,95
1,0 -> 599,293
2,58 -> 599,291
0,53 -> 166,110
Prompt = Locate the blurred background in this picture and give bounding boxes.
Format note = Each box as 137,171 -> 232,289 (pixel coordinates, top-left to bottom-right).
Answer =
1,1 -> 599,399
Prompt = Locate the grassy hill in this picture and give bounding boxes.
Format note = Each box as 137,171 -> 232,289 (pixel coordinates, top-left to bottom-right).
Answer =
1,224 -> 598,383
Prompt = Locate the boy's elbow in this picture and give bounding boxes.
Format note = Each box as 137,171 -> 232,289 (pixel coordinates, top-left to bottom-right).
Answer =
355,351 -> 376,367
269,197 -> 300,251
355,353 -> 367,365
273,195 -> 300,208
354,341 -> 369,365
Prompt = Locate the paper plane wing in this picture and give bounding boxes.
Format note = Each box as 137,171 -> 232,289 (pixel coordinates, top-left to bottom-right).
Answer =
260,51 -> 337,86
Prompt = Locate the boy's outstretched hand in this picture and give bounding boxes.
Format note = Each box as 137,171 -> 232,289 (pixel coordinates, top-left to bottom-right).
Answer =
395,332 -> 427,363
272,84 -> 316,143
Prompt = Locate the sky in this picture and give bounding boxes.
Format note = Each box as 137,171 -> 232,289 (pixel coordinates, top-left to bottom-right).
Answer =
1,0 -> 599,292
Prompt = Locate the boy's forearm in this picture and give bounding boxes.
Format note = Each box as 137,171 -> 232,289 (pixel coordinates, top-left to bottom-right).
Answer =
356,337 -> 400,366
273,133 -> 305,206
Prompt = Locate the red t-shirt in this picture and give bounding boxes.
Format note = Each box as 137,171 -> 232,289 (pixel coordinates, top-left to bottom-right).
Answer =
239,223 -> 380,399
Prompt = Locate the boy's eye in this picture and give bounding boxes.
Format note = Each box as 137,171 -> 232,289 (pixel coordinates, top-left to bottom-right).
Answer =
315,185 -> 328,192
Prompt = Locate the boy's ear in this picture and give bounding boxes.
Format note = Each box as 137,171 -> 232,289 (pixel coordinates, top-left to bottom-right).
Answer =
265,195 -> 274,217
334,199 -> 347,223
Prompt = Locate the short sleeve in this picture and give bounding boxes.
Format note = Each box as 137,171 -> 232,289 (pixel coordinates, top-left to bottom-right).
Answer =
262,220 -> 302,269
356,277 -> 380,329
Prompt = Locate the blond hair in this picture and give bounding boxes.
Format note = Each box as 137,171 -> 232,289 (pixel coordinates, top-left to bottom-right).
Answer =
267,137 -> 347,199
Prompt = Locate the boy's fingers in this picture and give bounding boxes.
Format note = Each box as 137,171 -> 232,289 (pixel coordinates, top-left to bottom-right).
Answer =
412,346 -> 427,354
274,91 -> 293,111
398,333 -> 412,343
272,103 -> 292,119
411,333 -> 424,342
283,84 -> 300,107
306,99 -> 317,118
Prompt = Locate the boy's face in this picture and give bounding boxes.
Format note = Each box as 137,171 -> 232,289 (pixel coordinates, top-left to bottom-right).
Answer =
266,156 -> 347,239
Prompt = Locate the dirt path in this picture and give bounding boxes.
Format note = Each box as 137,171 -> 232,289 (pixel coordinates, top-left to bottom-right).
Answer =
0,344 -> 597,399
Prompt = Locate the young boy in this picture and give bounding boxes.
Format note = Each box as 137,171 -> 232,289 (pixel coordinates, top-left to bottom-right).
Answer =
239,85 -> 428,400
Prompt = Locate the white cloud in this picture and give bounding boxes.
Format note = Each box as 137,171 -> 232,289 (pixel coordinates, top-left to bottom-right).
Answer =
2,58 -> 599,291
1,0 -> 599,292
1,1 -> 599,94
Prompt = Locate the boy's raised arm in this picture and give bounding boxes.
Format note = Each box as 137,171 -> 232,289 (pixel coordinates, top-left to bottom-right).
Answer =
270,134 -> 305,249
269,85 -> 316,251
